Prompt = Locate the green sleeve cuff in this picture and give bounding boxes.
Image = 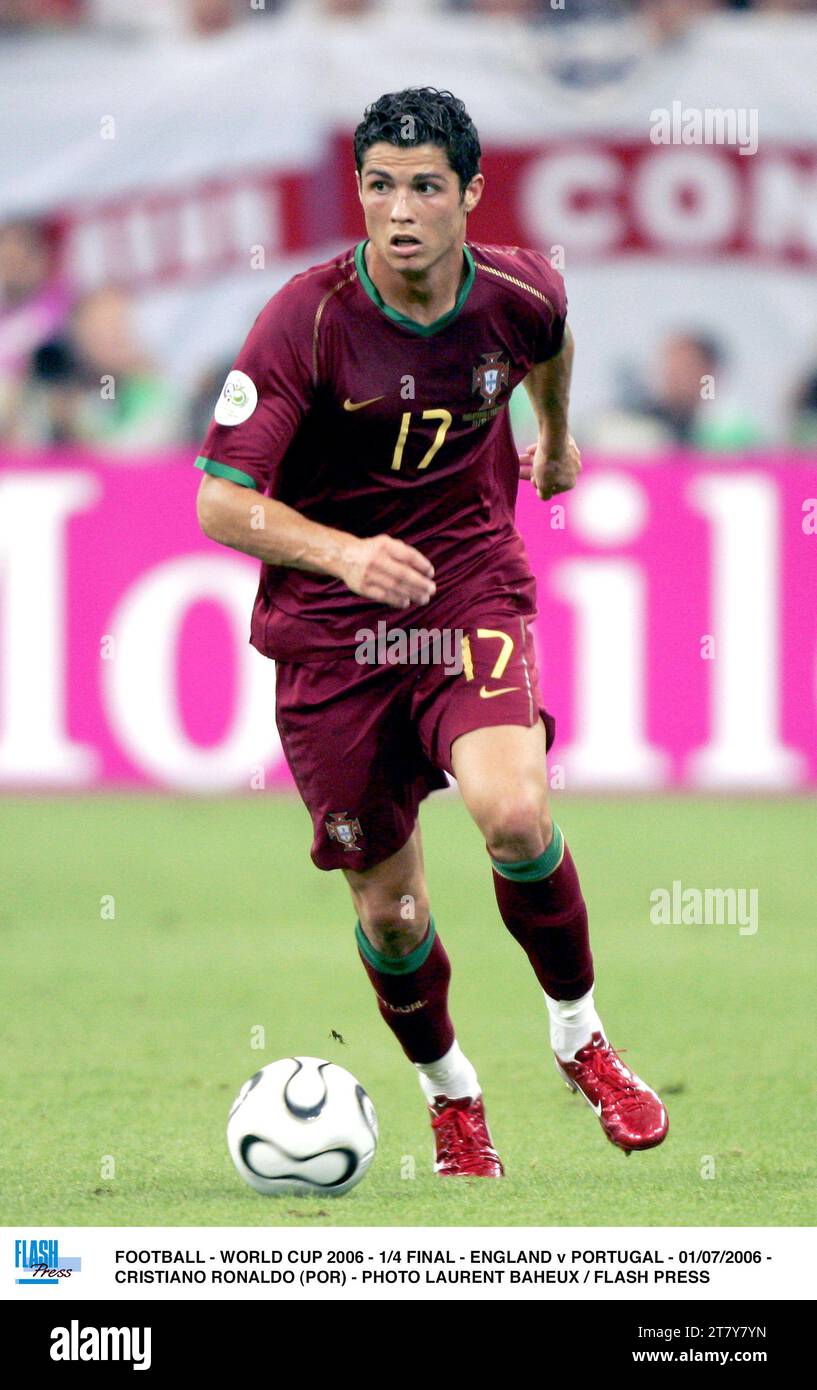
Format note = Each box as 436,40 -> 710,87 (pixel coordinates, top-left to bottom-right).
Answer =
195,456 -> 257,490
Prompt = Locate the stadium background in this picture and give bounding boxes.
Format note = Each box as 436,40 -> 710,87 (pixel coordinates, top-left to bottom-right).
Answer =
1,0 -> 815,1227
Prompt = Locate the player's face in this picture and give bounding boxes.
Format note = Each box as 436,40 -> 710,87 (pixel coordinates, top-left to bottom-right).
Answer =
356,142 -> 483,274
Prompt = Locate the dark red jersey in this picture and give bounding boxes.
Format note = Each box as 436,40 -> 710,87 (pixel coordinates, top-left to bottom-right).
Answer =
195,239 -> 567,661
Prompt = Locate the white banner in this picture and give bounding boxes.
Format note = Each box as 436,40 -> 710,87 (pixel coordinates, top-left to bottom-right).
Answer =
2,16 -> 817,432
4,1226 -> 814,1302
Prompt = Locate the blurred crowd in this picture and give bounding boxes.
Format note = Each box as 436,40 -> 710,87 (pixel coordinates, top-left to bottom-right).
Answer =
4,0 -> 817,459
2,0 -> 817,40
2,0 -> 816,453
0,221 -> 184,452
3,215 -> 817,457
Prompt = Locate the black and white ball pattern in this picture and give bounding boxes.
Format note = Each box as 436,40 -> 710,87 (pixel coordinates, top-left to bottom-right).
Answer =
227,1057 -> 378,1197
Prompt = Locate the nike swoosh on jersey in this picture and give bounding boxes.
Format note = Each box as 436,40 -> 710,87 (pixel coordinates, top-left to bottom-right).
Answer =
479,685 -> 520,699
343,395 -> 385,411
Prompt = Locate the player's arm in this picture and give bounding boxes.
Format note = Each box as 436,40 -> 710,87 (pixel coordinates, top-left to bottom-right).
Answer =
196,474 -> 436,610
520,322 -> 581,501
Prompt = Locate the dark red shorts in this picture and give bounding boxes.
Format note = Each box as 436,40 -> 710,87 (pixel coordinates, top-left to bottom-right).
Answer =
274,612 -> 555,872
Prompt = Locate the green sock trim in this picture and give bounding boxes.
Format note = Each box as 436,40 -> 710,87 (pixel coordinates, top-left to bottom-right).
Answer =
355,915 -> 436,975
491,822 -> 564,882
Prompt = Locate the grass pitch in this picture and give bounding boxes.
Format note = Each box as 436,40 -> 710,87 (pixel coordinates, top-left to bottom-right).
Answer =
1,792 -> 813,1227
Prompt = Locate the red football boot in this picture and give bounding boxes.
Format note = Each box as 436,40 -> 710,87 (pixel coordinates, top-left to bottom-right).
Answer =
555,1031 -> 669,1153
429,1095 -> 505,1177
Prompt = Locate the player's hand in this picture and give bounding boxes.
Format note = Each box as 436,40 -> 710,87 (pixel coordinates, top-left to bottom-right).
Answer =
519,436 -> 582,500
339,533 -> 436,609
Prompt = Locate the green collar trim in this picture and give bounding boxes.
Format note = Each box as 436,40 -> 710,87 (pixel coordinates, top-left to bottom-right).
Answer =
354,239 -> 475,336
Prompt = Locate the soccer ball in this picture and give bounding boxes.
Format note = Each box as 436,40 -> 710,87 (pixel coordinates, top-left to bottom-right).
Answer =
226,1056 -> 378,1197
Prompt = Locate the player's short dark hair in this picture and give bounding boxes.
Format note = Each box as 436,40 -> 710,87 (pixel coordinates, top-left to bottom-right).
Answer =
354,88 -> 481,196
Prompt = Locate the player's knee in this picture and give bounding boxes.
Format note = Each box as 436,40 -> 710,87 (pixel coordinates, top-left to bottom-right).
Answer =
352,887 -> 431,958
481,789 -> 552,862
359,909 -> 430,958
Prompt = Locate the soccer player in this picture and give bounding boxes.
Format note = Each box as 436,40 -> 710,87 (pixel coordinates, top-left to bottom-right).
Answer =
195,88 -> 668,1177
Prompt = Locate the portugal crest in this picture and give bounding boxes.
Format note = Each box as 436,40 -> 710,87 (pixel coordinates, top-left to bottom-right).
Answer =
326,812 -> 363,851
472,352 -> 510,406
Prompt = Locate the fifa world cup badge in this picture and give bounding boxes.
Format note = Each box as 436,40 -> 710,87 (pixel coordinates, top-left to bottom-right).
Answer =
326,812 -> 363,850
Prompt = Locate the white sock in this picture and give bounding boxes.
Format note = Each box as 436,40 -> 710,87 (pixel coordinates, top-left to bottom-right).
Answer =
415,1039 -> 481,1104
545,989 -> 605,1062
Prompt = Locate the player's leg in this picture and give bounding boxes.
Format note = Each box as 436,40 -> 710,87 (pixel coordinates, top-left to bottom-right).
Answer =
451,719 -> 668,1152
343,825 -> 454,1072
274,656 -> 500,1174
413,616 -> 667,1153
450,719 -> 601,1047
343,826 -> 503,1176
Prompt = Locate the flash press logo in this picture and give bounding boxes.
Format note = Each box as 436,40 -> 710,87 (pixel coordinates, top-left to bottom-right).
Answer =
14,1237 -> 81,1286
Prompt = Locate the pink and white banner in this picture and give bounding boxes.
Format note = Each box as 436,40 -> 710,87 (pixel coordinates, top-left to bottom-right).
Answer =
0,451 -> 814,792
